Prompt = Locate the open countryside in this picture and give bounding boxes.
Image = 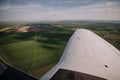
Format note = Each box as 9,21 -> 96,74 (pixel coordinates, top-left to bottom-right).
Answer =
0,21 -> 120,78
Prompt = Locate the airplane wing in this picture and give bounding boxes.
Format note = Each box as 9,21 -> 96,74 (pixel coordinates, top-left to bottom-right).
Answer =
40,29 -> 120,80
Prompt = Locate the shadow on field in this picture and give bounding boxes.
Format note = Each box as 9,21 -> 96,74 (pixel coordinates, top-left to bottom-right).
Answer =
0,28 -> 74,50
41,45 -> 57,50
14,31 -> 64,50
14,32 -> 35,40
0,32 -> 35,45
36,28 -> 74,49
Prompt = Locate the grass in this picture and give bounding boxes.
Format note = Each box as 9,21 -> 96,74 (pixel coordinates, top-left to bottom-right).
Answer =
0,28 -> 74,77
0,24 -> 120,78
0,40 -> 63,70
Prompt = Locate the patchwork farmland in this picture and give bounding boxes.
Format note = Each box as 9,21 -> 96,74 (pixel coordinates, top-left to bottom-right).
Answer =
0,22 -> 120,78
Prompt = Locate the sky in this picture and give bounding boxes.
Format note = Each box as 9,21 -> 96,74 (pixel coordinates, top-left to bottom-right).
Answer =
0,0 -> 120,21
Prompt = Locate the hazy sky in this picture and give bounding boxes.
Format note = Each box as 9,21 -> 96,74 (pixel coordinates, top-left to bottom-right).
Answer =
0,0 -> 120,21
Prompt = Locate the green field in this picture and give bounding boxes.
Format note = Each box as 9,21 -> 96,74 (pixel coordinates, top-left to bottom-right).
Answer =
0,22 -> 120,78
0,27 -> 74,77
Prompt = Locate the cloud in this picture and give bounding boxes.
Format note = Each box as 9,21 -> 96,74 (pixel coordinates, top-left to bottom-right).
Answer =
0,0 -> 120,21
